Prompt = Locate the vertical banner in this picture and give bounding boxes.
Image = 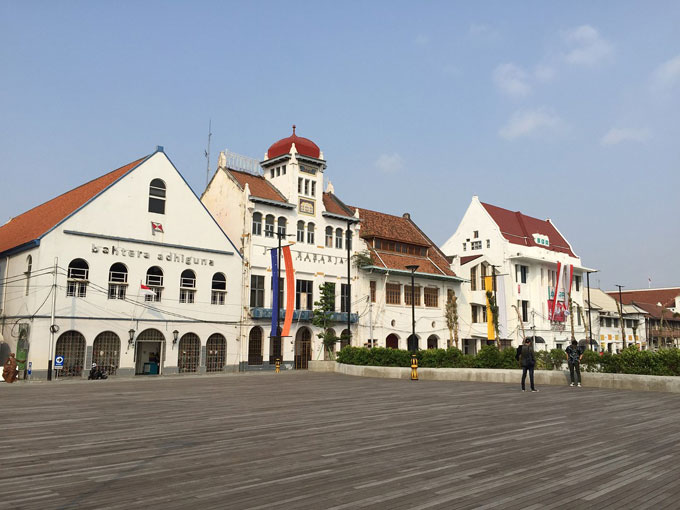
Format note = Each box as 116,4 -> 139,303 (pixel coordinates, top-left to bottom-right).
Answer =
485,276 -> 495,340
496,275 -> 508,339
550,262 -> 562,321
270,248 -> 279,339
281,246 -> 295,338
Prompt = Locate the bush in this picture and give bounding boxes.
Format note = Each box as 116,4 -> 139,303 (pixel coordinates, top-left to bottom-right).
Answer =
475,345 -> 502,368
499,347 -> 520,369
535,350 -> 551,370
583,349 -> 604,372
549,349 -> 567,370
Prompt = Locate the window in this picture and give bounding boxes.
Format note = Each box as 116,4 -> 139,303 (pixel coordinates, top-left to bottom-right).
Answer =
471,304 -> 483,323
486,240 -> 490,248
577,305 -> 582,326
424,287 -> 438,307
335,228 -> 343,249
574,275 -> 581,292
347,230 -> 352,251
25,255 -> 32,296
248,327 -> 263,365
605,317 -> 612,328
179,270 -> 196,303
370,281 -> 376,303
404,285 -> 421,306
264,215 -> 275,238
470,266 -> 477,291
462,243 -> 466,252
108,262 -> 128,300
66,258 -> 89,297
145,266 -> 163,302
304,179 -> 309,195
480,264 -> 487,290
148,178 -> 166,214
311,181 -> 316,196
521,300 -> 529,322
270,168 -> 275,178
252,212 -> 262,236
276,167 -> 281,177
271,277 -> 284,308
282,165 -> 286,175
341,283 -> 349,313
297,221 -> 305,242
471,241 -> 482,250
298,178 -> 303,193
178,333 -> 200,373
211,272 -> 226,305
307,223 -> 315,244
325,226 -> 333,248
386,283 -> 401,305
250,275 -> 265,308
474,231 -> 479,238
613,318 -> 619,328
516,265 -> 528,284
277,217 -> 287,237
296,279 -> 313,310
447,289 -> 454,303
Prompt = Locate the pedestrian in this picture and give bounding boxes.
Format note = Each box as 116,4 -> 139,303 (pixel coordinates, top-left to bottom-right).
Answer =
565,339 -> 583,387
515,338 -> 538,392
2,353 -> 18,384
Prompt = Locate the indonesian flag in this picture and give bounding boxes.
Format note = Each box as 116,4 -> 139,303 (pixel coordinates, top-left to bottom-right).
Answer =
140,284 -> 156,297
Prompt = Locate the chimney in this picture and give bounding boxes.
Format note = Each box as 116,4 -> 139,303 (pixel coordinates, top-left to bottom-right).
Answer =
403,213 -> 410,219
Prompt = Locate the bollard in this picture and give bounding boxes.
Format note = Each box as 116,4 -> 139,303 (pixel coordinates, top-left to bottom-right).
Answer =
411,354 -> 418,381
275,358 -> 281,373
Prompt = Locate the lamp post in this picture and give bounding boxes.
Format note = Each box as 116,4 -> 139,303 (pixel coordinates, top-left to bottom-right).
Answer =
346,221 -> 352,345
172,329 -> 179,346
406,265 -> 419,352
585,270 -> 598,351
128,329 -> 135,348
615,284 -> 625,350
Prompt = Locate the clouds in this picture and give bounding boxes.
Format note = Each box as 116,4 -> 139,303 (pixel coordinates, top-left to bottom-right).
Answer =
601,128 -> 651,146
499,109 -> 563,140
375,153 -> 404,173
650,54 -> 680,92
562,25 -> 613,66
493,63 -> 531,98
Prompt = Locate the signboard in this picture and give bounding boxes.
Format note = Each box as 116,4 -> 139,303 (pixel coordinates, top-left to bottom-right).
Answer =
548,300 -> 567,322
54,355 -> 64,370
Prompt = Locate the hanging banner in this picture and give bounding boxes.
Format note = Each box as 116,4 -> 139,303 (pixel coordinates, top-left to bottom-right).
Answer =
485,276 -> 495,340
549,262 -> 562,321
270,248 -> 279,339
281,246 -> 295,338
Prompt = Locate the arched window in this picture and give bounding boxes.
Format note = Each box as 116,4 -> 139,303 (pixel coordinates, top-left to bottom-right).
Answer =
145,266 -> 163,302
277,217 -> 287,237
252,212 -> 262,236
427,335 -> 438,350
55,331 -> 86,378
248,327 -> 263,366
307,223 -> 315,244
325,226 -> 333,248
67,258 -> 89,297
206,333 -> 226,372
211,272 -> 226,305
335,228 -> 343,249
93,331 -> 120,375
148,178 -> 166,214
179,269 -> 196,303
297,221 -> 305,243
108,262 -> 128,300
178,333 -> 200,373
264,215 -> 275,238
340,329 -> 351,350
25,255 -> 32,296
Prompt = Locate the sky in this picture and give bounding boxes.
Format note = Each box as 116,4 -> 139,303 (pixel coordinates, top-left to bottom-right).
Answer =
1,1 -> 679,291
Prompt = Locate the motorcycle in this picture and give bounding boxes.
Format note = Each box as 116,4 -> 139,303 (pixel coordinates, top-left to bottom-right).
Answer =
88,363 -> 108,380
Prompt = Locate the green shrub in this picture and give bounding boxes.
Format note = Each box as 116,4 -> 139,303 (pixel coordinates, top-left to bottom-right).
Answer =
549,349 -> 567,370
475,345 -> 502,368
535,350 -> 551,370
499,347 -> 520,369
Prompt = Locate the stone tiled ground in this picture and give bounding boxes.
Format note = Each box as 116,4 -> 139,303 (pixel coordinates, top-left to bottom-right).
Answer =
2,372 -> 679,509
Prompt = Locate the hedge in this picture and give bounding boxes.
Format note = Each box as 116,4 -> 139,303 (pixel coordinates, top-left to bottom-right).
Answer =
336,345 -> 680,376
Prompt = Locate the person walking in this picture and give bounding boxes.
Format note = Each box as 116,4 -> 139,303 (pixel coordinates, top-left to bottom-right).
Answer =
565,339 -> 583,387
515,338 -> 538,392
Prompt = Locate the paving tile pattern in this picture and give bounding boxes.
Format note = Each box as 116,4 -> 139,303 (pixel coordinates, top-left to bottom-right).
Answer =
1,373 -> 679,509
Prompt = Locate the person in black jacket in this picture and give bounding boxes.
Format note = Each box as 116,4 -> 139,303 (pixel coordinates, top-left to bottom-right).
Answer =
565,339 -> 583,387
515,338 -> 538,392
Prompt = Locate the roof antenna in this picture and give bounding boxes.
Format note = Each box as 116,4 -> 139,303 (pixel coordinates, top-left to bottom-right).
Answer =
204,119 -> 212,187
292,124 -> 296,135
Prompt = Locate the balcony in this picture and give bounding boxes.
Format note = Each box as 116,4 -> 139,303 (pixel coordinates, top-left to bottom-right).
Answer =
650,327 -> 680,338
250,308 -> 358,323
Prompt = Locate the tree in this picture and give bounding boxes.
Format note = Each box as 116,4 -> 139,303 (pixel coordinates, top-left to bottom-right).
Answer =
312,283 -> 338,360
352,250 -> 373,269
445,291 -> 460,348
486,290 -> 500,340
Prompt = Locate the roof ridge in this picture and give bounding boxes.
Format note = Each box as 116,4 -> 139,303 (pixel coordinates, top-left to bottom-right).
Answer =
324,192 -> 354,217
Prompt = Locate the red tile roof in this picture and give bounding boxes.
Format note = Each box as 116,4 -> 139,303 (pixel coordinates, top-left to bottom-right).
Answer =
0,156 -> 147,255
226,168 -> 288,204
607,288 -> 680,320
481,202 -> 576,257
323,192 -> 354,218
266,127 -> 321,160
460,255 -> 483,265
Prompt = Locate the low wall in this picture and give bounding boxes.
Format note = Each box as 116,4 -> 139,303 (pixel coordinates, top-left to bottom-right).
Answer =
308,361 -> 680,394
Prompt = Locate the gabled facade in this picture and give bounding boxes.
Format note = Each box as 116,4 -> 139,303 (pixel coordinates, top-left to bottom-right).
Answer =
585,288 -> 648,352
442,195 -> 592,351
0,148 -> 243,379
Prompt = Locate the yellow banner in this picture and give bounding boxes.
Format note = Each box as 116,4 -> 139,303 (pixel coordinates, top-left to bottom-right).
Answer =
485,276 -> 495,340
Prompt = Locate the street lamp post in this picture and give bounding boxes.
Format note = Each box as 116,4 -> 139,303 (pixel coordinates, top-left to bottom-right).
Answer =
586,270 -> 598,351
406,265 -> 419,352
615,284 -> 625,350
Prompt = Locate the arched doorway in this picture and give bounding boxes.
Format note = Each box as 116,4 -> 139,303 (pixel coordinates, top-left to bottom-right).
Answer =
93,331 -> 120,375
427,335 -> 438,350
55,331 -> 86,378
248,327 -> 263,366
324,328 -> 337,360
407,334 -> 419,352
206,333 -> 226,372
386,334 -> 399,349
269,326 -> 282,364
135,328 -> 165,375
295,327 -> 312,369
178,333 -> 200,373
340,329 -> 350,351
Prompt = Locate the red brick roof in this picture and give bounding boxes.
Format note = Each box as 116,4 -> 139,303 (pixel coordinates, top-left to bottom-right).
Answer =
607,288 -> 680,320
226,168 -> 288,204
481,202 -> 576,257
460,255 -> 483,265
0,156 -> 147,255
323,192 -> 354,218
266,127 -> 321,160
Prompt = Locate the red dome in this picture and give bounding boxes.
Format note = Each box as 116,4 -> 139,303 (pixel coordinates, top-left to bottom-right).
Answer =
266,126 -> 321,160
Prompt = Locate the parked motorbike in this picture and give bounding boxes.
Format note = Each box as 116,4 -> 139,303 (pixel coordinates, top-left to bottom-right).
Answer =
88,363 -> 108,380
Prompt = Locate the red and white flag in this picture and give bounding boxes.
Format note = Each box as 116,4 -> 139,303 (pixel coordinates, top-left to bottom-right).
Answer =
151,222 -> 164,234
140,284 -> 156,297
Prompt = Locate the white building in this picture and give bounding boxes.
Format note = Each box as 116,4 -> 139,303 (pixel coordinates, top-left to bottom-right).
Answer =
442,196 -> 593,352
0,147 -> 243,379
585,288 -> 648,352
202,129 -> 464,369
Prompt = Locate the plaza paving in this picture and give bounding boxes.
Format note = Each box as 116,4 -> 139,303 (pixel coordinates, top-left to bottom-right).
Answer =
1,372 -> 679,510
